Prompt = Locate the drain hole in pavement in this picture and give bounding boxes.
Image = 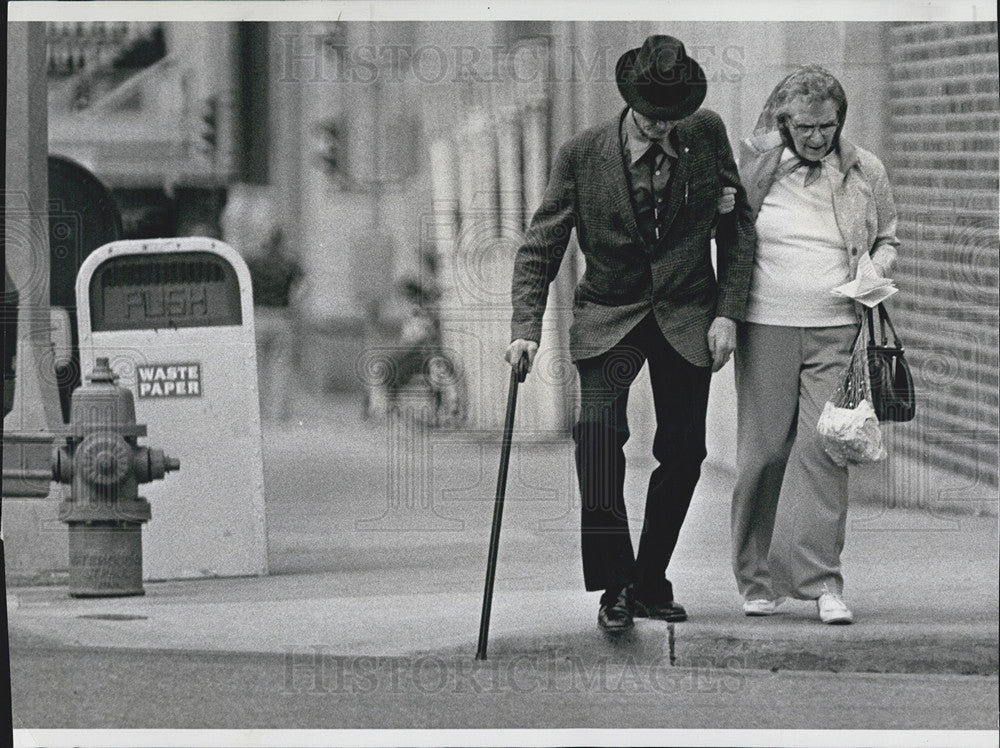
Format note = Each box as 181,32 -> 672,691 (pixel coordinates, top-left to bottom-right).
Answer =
77,614 -> 148,621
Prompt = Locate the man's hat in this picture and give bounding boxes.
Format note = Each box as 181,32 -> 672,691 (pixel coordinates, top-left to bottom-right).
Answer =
616,35 -> 707,121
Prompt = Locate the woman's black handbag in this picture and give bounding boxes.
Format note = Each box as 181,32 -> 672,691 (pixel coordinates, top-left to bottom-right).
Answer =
866,303 -> 916,423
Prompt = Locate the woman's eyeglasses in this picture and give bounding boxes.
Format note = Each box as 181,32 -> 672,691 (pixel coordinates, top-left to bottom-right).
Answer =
790,121 -> 838,137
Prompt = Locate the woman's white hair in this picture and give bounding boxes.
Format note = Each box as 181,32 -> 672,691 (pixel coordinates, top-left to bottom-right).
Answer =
753,65 -> 848,137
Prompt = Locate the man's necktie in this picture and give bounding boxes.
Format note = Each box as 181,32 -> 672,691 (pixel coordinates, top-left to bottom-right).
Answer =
644,141 -> 666,171
645,142 -> 666,240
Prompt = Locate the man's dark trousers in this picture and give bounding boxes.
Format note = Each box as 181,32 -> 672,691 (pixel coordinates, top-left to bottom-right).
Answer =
574,312 -> 711,599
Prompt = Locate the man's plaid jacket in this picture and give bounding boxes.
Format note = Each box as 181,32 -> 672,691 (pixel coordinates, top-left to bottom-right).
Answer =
511,106 -> 757,367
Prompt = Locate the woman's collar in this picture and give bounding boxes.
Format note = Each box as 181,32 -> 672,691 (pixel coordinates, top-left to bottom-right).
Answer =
836,138 -> 860,173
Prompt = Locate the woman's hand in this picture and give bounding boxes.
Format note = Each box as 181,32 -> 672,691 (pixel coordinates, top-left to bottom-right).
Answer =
870,250 -> 895,277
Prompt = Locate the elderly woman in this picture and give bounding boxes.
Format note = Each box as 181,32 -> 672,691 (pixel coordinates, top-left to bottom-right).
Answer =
730,66 -> 899,624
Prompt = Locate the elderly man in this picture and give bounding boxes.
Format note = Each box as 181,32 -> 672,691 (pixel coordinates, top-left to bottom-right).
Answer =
507,35 -> 756,631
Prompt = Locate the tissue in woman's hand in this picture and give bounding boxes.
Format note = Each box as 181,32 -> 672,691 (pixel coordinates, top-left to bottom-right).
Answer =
831,253 -> 898,308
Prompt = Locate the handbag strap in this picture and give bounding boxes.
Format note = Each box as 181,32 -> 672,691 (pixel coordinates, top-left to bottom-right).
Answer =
877,303 -> 903,348
867,304 -> 903,348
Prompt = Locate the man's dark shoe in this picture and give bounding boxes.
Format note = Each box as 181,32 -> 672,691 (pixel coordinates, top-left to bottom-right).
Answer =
634,596 -> 688,622
598,586 -> 634,631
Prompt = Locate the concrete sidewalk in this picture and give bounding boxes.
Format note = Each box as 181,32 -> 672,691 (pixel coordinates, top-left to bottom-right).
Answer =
7,392 -> 999,676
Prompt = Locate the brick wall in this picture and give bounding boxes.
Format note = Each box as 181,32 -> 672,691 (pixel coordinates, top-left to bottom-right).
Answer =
885,22 -> 999,507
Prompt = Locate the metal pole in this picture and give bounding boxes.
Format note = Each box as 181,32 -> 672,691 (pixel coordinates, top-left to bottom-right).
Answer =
476,357 -> 527,660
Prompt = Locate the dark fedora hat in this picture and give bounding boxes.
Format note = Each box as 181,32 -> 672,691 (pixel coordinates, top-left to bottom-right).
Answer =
616,35 -> 707,121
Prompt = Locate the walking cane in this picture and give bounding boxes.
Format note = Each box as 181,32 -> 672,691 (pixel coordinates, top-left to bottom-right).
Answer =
475,353 -> 528,660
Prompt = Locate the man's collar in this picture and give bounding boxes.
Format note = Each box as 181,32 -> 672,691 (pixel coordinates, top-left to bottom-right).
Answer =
622,108 -> 679,165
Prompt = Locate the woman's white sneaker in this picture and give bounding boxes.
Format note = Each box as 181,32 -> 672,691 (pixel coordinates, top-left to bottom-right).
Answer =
817,591 -> 853,624
742,598 -> 783,616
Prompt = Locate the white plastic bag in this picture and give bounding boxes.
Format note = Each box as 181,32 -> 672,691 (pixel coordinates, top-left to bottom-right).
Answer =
817,399 -> 887,466
816,323 -> 887,466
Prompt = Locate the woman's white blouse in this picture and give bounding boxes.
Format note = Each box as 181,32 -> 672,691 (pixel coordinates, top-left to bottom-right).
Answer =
746,148 -> 858,327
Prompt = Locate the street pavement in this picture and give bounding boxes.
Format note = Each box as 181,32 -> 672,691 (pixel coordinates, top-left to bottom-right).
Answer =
9,646 -> 998,731
7,390 -> 1000,738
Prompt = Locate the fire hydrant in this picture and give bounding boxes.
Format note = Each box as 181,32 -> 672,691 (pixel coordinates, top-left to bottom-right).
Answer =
53,358 -> 180,597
